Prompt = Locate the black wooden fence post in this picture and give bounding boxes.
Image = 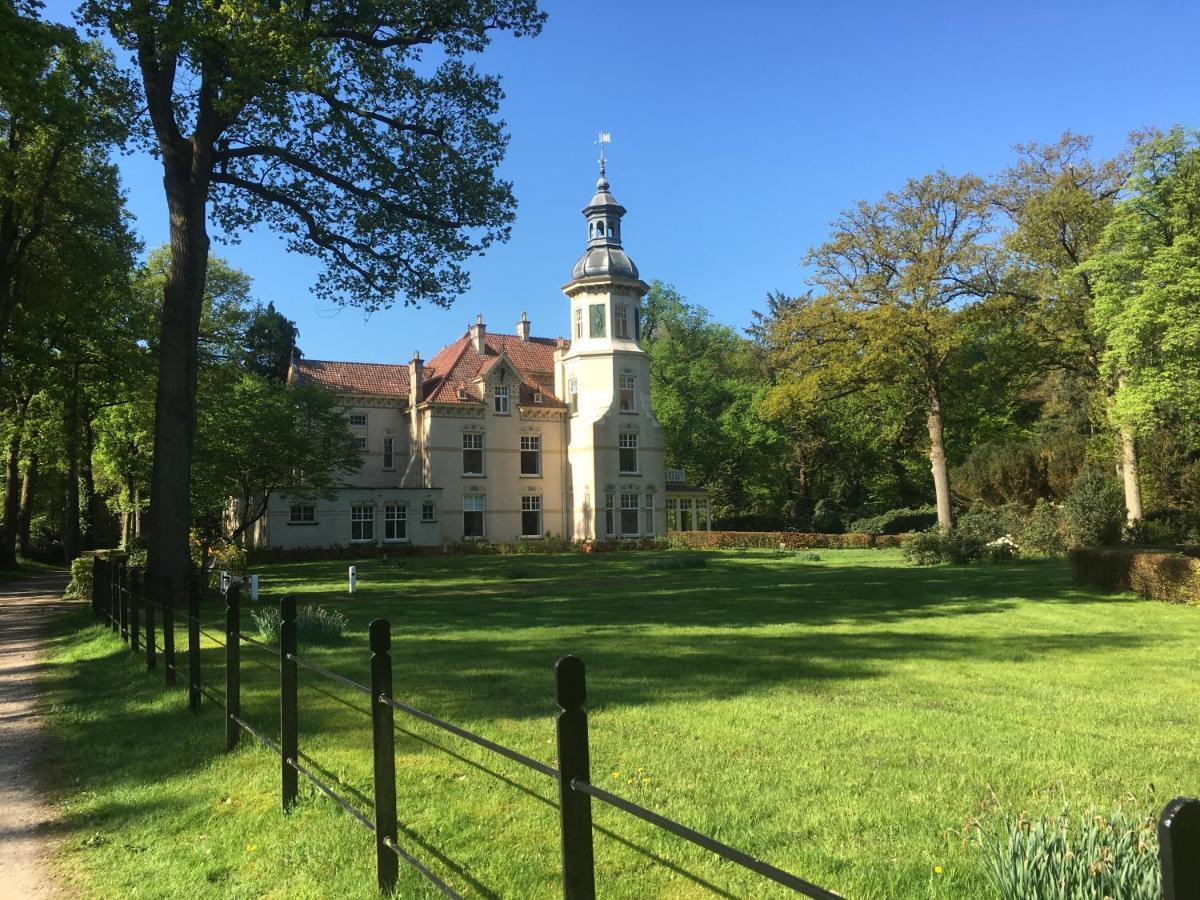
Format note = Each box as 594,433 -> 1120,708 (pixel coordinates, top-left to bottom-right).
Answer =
554,655 -> 596,900
109,559 -> 118,634
369,618 -> 399,893
91,557 -> 100,621
119,561 -> 129,644
225,582 -> 241,751
187,569 -> 201,713
280,596 -> 298,811
129,569 -> 141,653
144,568 -> 156,671
163,576 -> 176,687
1160,796 -> 1200,900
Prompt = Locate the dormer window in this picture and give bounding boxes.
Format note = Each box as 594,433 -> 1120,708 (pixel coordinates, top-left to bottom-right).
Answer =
457,387 -> 469,401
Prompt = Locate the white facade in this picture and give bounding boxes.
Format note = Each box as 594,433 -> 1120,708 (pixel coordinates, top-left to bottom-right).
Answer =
247,164 -> 690,551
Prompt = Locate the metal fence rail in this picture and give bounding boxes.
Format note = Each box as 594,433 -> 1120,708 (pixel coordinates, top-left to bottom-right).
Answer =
87,556 -> 1198,900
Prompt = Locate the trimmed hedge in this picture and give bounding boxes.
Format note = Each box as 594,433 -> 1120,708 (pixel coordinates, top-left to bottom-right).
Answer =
1069,547 -> 1200,605
667,531 -> 904,550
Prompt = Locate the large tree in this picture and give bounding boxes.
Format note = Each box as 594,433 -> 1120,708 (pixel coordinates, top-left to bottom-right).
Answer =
79,0 -> 544,603
766,172 -> 997,530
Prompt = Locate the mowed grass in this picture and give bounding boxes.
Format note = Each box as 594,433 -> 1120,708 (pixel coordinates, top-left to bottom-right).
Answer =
40,550 -> 1200,899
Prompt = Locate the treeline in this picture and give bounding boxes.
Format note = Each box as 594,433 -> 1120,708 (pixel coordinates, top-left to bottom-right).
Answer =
646,129 -> 1200,547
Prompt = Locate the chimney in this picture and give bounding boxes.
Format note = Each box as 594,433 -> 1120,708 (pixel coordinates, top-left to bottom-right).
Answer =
469,313 -> 486,354
408,350 -> 424,405
517,310 -> 531,342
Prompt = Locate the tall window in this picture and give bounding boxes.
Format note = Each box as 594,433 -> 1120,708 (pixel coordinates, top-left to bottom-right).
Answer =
614,304 -> 629,338
618,374 -> 636,412
462,432 -> 484,475
354,436 -> 368,451
421,500 -> 437,522
633,307 -> 640,342
666,498 -> 678,531
618,432 -> 639,474
679,497 -> 694,531
384,503 -> 408,541
289,504 -> 315,524
349,414 -> 367,427
382,436 -> 394,469
604,493 -> 615,536
568,378 -> 579,415
697,498 -> 710,531
463,494 -> 485,538
351,503 -> 374,542
520,435 -> 541,476
620,493 -> 639,536
521,495 -> 542,537
574,307 -> 583,340
589,303 -> 606,338
643,493 -> 655,536
494,384 -> 510,414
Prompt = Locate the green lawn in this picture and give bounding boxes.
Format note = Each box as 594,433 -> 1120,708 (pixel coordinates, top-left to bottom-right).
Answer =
40,550 -> 1199,899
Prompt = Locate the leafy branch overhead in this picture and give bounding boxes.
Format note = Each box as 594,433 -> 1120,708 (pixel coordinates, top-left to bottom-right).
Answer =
81,0 -> 545,310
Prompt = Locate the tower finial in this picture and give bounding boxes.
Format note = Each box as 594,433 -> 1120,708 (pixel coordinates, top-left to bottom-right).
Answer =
595,131 -> 611,186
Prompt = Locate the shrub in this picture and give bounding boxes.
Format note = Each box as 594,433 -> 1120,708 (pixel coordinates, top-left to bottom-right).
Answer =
666,531 -> 876,550
902,526 -> 1001,565
902,529 -> 947,566
1070,547 -> 1200,604
955,503 -> 1025,545
980,807 -> 1160,900
211,541 -> 248,576
1064,469 -> 1125,548
252,604 -> 349,645
1021,499 -> 1067,556
848,506 -> 938,535
65,556 -> 94,600
809,499 -> 843,534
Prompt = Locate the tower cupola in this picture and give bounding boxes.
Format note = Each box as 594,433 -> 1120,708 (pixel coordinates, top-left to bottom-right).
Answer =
571,159 -> 639,282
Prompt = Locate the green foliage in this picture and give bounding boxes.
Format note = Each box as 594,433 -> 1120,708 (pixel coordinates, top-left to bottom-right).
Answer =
241,302 -> 299,381
251,604 -> 348,645
65,556 -> 93,599
955,503 -> 1025,545
980,807 -> 1161,900
849,506 -> 938,535
1021,500 -> 1068,556
1064,470 -> 1126,547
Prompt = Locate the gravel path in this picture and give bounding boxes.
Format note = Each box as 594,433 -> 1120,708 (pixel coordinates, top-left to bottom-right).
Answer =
0,570 -> 73,900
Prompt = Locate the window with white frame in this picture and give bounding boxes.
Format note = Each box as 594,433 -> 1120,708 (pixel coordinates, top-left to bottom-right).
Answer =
568,378 -> 579,415
620,493 -> 640,536
382,436 -> 394,469
604,493 -> 615,536
618,374 -> 636,412
643,493 -> 655,536
463,494 -> 485,538
697,497 -> 710,531
462,432 -> 484,475
421,500 -> 437,522
679,497 -> 694,531
351,503 -> 374,542
354,436 -> 368,451
349,414 -> 367,427
666,497 -> 679,531
520,435 -> 541,476
614,303 -> 629,338
521,495 -> 542,537
384,503 -> 408,541
289,504 -> 315,524
618,432 -> 639,474
493,384 -> 510,414
574,307 -> 583,340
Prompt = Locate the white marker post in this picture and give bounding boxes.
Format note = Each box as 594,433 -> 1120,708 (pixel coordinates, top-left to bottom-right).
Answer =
249,574 -> 260,602
220,570 -> 230,593
348,565 -> 357,594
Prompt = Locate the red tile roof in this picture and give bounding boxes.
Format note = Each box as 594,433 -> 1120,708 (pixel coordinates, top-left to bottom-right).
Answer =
292,359 -> 410,398
294,332 -> 569,407
423,332 -> 567,407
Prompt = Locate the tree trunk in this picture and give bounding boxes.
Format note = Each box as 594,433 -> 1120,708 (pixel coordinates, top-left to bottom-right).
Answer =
18,451 -> 36,555
62,363 -> 81,562
80,414 -> 98,548
926,385 -> 953,532
1120,427 -> 1144,524
145,167 -> 210,608
1,396 -> 30,567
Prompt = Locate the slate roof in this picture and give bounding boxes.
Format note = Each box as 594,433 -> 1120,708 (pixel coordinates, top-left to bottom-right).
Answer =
293,331 -> 568,408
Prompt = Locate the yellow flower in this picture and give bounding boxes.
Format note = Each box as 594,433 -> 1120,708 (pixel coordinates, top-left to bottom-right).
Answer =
611,771 -> 621,779
933,866 -> 943,875
642,777 -> 651,784
246,844 -> 257,853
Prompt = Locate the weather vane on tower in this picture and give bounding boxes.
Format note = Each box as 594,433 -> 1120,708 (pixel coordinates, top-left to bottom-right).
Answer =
595,131 -> 611,175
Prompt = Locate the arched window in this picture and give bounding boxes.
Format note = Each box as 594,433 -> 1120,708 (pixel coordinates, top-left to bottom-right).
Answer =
607,222 -> 614,237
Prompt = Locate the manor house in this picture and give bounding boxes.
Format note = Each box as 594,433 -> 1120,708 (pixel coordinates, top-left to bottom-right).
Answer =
246,163 -> 710,550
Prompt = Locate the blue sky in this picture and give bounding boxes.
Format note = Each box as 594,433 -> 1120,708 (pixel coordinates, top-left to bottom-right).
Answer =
42,0 -> 1200,362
